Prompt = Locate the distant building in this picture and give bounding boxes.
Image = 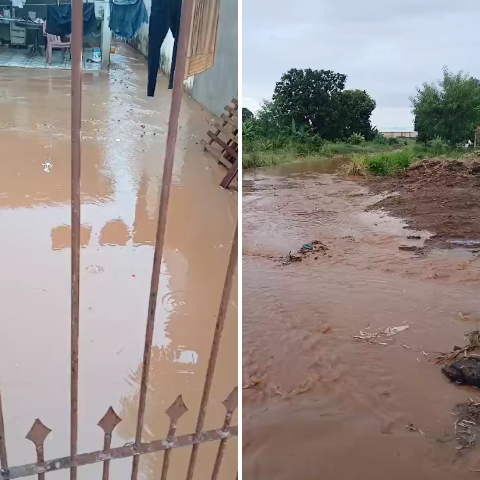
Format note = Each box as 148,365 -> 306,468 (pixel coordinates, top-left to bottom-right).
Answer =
380,130 -> 418,139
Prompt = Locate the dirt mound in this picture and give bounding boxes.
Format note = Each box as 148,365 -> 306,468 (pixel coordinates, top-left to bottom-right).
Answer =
366,158 -> 480,248
405,158 -> 480,181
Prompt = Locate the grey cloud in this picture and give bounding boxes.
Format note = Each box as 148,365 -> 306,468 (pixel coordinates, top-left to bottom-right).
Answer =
243,0 -> 480,130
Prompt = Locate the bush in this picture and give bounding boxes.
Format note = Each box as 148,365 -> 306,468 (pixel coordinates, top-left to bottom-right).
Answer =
388,137 -> 400,146
348,133 -> 365,145
373,133 -> 387,145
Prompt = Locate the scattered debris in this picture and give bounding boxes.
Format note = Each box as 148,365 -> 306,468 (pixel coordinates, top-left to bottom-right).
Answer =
451,399 -> 480,454
281,240 -> 329,265
442,358 -> 480,388
407,235 -> 421,240
405,423 -> 425,435
399,245 -> 419,252
42,159 -> 53,173
86,265 -> 105,274
436,330 -> 480,364
353,325 -> 409,345
242,377 -> 261,389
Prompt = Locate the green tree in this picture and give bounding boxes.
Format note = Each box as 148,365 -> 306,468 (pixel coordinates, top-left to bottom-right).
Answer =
411,68 -> 480,146
242,108 -> 254,122
270,68 -> 375,140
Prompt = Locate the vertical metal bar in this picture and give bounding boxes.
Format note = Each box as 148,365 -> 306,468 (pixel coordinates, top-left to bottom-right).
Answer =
98,407 -> 122,480
70,0 -> 83,479
130,0 -> 195,478
26,419 -> 51,480
0,388 -> 8,477
211,388 -> 238,480
186,225 -> 238,480
161,395 -> 188,480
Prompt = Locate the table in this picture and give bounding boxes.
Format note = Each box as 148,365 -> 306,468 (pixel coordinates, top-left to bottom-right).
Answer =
15,21 -> 43,57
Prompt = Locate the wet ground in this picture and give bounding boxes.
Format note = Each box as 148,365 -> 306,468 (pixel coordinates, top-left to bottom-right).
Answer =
0,43 -> 237,479
243,159 -> 480,480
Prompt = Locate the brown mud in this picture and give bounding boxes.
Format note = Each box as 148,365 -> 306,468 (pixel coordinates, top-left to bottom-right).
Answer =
243,161 -> 480,480
0,43 -> 237,479
366,159 -> 480,249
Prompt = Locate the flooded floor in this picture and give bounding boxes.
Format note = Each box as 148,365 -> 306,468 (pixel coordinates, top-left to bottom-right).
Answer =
243,162 -> 480,480
0,43 -> 237,479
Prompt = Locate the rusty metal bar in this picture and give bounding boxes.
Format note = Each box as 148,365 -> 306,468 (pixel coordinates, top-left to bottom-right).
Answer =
0,388 -> 9,477
130,0 -> 195,478
25,419 -> 51,480
211,388 -> 238,480
70,0 -> 83,479
6,427 -> 237,479
98,407 -> 122,480
161,396 -> 188,480
186,225 -> 238,480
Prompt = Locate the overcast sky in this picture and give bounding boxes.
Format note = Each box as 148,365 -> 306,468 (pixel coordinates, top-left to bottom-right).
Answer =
243,0 -> 480,131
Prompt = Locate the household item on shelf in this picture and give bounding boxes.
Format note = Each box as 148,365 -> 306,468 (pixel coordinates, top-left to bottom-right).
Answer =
92,47 -> 101,62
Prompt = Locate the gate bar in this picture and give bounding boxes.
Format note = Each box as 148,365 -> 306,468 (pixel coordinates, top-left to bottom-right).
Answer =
0,388 -> 8,476
186,225 -> 238,480
6,427 -> 237,479
70,0 -> 83,479
130,0 -> 195,478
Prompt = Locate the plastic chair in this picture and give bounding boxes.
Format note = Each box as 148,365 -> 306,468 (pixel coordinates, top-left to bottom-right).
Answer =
43,22 -> 71,65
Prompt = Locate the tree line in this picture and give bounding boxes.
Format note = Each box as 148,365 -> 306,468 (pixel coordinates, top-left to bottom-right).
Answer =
244,67 -> 480,148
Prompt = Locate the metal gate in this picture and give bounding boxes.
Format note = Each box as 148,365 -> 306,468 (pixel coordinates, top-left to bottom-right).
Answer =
0,0 -> 238,478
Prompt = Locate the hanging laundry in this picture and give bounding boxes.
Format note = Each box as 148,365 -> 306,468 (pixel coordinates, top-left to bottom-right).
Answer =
109,0 -> 148,41
46,3 -> 96,37
147,0 -> 182,97
11,0 -> 26,8
185,0 -> 221,78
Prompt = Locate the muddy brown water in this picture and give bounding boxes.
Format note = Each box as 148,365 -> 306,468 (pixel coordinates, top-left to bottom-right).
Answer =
243,162 -> 480,480
0,44 -> 237,479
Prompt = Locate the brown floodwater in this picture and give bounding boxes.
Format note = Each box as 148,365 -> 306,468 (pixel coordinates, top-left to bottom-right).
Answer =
243,164 -> 480,480
0,44 -> 237,479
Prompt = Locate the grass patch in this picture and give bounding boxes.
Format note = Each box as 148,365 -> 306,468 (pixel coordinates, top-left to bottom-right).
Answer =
342,144 -> 469,176
242,140 -> 404,169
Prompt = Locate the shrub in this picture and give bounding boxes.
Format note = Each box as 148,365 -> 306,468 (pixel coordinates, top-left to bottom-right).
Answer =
348,133 -> 365,145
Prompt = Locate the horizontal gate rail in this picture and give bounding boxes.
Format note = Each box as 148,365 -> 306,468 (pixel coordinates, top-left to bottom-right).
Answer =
4,427 -> 237,479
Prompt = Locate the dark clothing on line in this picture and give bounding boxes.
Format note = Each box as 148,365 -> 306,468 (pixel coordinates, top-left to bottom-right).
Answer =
46,3 -> 96,37
109,0 -> 148,40
147,0 -> 182,96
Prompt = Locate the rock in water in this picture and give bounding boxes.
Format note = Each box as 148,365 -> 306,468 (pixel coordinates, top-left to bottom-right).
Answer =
442,358 -> 480,387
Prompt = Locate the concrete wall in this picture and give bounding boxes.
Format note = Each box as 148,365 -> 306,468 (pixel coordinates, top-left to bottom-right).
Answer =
382,131 -> 418,139
131,0 -> 237,116
191,0 -> 237,116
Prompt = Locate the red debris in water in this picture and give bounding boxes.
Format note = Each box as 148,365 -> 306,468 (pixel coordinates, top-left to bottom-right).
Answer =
141,125 -> 145,129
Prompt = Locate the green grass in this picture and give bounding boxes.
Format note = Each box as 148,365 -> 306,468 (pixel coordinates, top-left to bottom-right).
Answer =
242,140 -> 405,169
343,145 -> 469,176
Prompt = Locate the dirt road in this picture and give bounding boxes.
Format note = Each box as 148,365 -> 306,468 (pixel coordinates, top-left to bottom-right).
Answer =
0,44 -> 237,479
243,160 -> 480,480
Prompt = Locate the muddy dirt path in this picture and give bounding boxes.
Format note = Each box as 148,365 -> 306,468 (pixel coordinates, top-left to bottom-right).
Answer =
243,162 -> 480,480
0,44 -> 237,479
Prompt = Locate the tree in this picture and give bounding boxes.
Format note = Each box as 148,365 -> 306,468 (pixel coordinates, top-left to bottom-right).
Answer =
411,68 -> 480,146
269,68 -> 375,140
242,108 -> 254,122
330,89 -> 376,140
